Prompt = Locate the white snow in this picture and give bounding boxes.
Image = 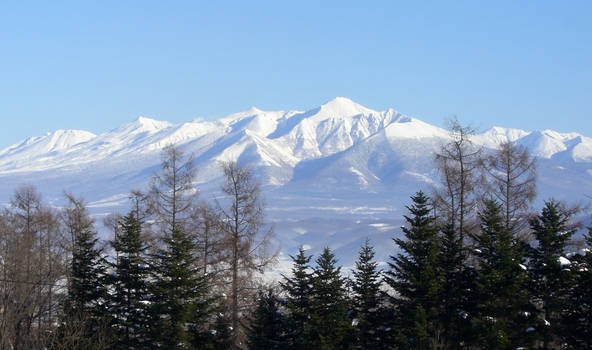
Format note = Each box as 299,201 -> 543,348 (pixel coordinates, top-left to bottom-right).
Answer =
0,97 -> 590,268
558,256 -> 571,266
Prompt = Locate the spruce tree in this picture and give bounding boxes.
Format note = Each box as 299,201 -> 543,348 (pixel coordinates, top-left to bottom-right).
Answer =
437,223 -> 474,350
64,194 -> 108,319
310,247 -> 351,350
384,191 -> 442,349
350,239 -> 387,349
210,311 -> 234,350
58,194 -> 112,348
108,211 -> 151,349
280,247 -> 314,350
562,226 -> 592,349
528,200 -> 576,349
246,289 -> 286,350
149,227 -> 209,349
146,145 -> 213,349
469,200 -> 536,349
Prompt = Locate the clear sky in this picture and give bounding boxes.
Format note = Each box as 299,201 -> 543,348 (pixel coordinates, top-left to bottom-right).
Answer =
0,1 -> 590,148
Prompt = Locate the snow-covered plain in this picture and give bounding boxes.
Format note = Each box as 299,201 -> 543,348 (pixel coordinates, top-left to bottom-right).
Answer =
1,97 -> 591,268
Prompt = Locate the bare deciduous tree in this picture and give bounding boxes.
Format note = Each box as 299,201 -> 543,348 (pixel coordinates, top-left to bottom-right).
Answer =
0,186 -> 67,350
149,144 -> 198,235
481,141 -> 536,235
433,118 -> 483,242
216,161 -> 277,347
44,309 -> 113,350
190,201 -> 225,276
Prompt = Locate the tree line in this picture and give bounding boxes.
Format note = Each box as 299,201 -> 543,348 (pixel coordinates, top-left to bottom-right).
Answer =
0,121 -> 591,349
0,145 -> 275,349
250,192 -> 591,350
246,121 -> 591,350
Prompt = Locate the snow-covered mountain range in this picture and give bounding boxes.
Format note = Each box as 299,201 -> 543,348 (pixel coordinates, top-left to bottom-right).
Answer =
1,97 -> 591,267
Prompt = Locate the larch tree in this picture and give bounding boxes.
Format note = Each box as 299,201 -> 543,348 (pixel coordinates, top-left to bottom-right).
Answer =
216,161 -> 277,348
0,186 -> 66,350
482,141 -> 536,235
190,201 -> 225,278
148,144 -> 197,233
433,117 -> 483,242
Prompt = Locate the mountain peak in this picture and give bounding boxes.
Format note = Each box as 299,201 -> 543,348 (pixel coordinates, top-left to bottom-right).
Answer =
135,116 -> 172,128
318,97 -> 375,117
246,106 -> 263,114
118,116 -> 172,133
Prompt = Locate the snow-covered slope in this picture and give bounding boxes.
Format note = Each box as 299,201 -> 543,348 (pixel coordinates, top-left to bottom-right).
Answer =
0,129 -> 96,171
1,98 -> 591,267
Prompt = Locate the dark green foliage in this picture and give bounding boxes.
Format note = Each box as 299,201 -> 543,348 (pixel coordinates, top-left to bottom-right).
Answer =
5,162 -> 591,350
108,212 -> 151,349
469,200 -> 536,349
210,310 -> 234,350
350,239 -> 388,349
562,226 -> 592,349
310,247 -> 352,350
528,200 -> 576,349
69,215 -> 108,317
437,223 -> 473,349
281,247 -> 314,350
384,191 -> 443,349
247,289 -> 287,350
149,227 -> 209,349
60,196 -> 112,347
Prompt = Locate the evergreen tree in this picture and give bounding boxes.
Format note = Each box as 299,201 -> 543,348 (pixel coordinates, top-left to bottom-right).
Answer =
56,194 -> 112,348
146,145 -> 213,349
210,311 -> 234,350
149,227 -> 209,349
64,194 -> 108,319
437,224 -> 473,350
310,247 -> 352,350
108,211 -> 151,349
528,200 -> 576,349
350,239 -> 387,349
562,226 -> 592,349
469,200 -> 536,349
246,289 -> 286,350
385,191 -> 442,349
280,247 -> 314,350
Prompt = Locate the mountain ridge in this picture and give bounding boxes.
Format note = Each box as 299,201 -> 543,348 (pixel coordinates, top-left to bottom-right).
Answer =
1,98 -> 590,266
2,97 -> 590,174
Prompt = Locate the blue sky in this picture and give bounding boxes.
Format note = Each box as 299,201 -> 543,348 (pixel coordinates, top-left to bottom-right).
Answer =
0,1 -> 590,148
